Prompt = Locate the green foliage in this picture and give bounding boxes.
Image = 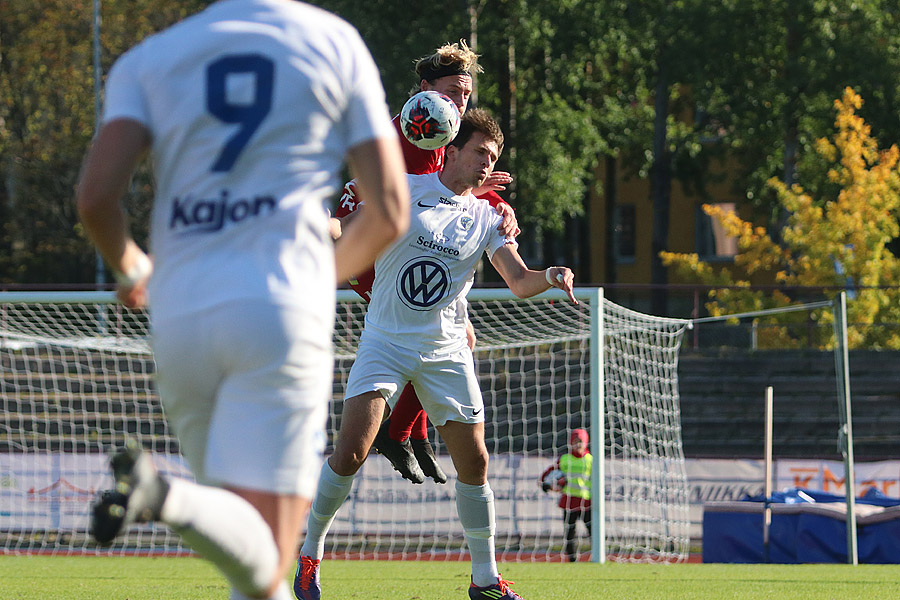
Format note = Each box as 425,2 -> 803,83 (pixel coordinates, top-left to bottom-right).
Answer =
323,0 -> 610,233
5,1 -> 900,282
691,0 -> 900,216
0,1 -> 206,284
662,89 -> 900,349
1,1 -> 95,282
314,1 -> 469,113
513,95 -> 604,231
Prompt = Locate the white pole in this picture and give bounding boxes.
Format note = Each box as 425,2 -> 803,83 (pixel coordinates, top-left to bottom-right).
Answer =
834,292 -> 858,565
590,287 -> 605,563
763,386 -> 774,562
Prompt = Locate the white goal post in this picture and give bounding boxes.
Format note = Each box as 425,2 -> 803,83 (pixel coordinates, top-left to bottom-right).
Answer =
0,288 -> 691,562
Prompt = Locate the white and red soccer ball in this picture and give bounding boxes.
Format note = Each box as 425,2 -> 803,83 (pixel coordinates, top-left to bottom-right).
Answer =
399,90 -> 461,150
544,468 -> 566,491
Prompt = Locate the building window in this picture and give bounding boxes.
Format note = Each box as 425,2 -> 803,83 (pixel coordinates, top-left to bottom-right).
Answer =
696,202 -> 738,260
615,204 -> 636,263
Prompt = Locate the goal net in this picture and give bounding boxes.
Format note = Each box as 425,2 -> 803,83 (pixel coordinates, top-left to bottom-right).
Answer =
0,289 -> 691,562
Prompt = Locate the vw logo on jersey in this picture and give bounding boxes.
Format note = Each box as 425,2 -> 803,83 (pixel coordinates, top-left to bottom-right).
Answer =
397,257 -> 452,310
459,215 -> 474,231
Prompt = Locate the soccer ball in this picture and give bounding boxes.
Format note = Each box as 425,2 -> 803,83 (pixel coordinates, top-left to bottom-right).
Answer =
545,469 -> 566,491
399,90 -> 461,150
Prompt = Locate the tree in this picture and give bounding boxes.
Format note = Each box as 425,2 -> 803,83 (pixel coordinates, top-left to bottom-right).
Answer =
0,1 -> 206,284
694,0 -> 900,221
314,1 -> 470,111
6,1 -> 900,289
491,0 -> 606,232
661,88 -> 900,349
1,0 -> 97,282
321,0 -> 609,279
581,1 -> 725,306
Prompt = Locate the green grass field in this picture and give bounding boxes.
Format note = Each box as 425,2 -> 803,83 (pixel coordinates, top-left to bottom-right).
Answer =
2,556 -> 898,599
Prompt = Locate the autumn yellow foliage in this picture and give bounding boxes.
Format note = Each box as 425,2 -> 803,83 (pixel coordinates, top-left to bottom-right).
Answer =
661,88 -> 900,348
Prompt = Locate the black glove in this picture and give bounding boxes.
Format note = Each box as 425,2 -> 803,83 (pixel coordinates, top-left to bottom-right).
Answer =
541,481 -> 552,493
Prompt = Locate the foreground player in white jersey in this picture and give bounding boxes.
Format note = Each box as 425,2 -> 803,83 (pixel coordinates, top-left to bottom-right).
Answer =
294,109 -> 576,600
76,2 -> 409,599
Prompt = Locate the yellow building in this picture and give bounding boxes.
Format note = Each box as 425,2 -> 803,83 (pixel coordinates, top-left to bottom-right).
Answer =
591,156 -> 741,286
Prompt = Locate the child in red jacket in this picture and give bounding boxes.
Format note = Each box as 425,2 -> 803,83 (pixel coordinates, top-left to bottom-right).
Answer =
540,429 -> 592,562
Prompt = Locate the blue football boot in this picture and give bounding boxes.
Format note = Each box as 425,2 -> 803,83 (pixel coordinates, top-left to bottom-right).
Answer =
293,555 -> 321,600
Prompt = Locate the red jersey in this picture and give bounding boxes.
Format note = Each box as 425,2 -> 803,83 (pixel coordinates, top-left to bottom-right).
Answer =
395,114 -> 444,175
335,115 -> 510,301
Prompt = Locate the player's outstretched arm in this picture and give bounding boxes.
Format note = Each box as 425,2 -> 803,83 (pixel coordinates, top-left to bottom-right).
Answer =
490,244 -> 578,304
76,119 -> 153,309
338,137 -> 410,282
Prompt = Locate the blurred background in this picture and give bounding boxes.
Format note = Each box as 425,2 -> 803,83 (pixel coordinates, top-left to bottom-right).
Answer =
4,1 -> 900,330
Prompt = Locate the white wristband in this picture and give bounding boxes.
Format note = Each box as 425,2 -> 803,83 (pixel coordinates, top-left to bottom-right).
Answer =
546,267 -> 565,285
114,253 -> 153,287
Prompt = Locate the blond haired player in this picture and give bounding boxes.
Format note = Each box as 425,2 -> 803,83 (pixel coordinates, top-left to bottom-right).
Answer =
333,40 -> 518,488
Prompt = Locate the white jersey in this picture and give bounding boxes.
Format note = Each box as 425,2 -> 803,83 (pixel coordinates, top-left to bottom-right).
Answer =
101,0 -> 395,325
364,172 -> 516,352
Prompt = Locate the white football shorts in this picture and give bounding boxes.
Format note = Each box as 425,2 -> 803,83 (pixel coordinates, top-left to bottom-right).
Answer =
151,298 -> 332,496
344,330 -> 485,426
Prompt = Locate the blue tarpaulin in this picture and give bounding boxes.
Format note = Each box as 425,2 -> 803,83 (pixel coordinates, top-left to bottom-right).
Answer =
702,488 -> 900,563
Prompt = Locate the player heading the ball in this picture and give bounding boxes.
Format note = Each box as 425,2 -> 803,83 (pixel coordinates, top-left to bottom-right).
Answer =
295,108 -> 575,600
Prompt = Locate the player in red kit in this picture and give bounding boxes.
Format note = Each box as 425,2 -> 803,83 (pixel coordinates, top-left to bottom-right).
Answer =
332,41 -> 518,485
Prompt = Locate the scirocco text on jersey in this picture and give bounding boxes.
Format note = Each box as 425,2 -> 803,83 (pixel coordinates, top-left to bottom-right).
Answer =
416,235 -> 460,256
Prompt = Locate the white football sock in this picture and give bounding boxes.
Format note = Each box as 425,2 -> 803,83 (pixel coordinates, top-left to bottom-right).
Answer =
161,478 -> 279,597
229,580 -> 293,600
300,460 -> 355,560
455,481 -> 499,587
